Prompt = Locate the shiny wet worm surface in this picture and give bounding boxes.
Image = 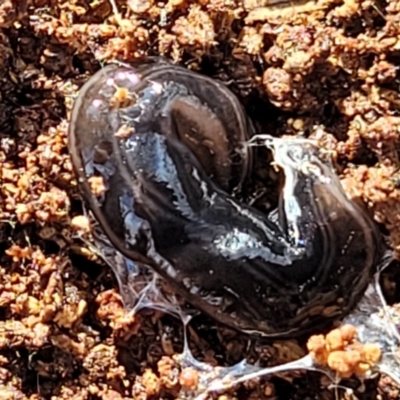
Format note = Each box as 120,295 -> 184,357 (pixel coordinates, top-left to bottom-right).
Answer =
68,59 -> 386,338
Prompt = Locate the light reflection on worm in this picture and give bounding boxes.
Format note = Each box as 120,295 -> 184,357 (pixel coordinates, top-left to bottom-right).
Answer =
68,58 -> 386,338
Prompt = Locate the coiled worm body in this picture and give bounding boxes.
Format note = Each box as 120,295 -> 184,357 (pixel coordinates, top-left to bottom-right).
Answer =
68,59 -> 385,337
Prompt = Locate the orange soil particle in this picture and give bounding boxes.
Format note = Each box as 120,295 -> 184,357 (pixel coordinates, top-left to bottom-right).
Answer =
307,324 -> 382,379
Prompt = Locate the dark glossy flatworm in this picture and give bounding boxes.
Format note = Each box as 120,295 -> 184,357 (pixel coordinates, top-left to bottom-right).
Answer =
68,58 -> 385,338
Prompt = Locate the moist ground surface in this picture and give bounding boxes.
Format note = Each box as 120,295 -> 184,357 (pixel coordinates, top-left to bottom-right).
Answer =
1,0 -> 400,399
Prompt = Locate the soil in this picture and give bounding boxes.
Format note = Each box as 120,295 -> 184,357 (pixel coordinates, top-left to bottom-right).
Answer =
1,0 -> 400,399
